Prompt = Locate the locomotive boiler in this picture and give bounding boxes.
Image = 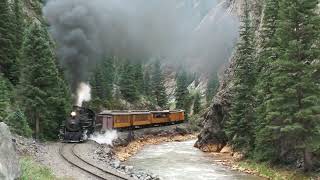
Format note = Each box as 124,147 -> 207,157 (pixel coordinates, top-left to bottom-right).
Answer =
59,106 -> 96,142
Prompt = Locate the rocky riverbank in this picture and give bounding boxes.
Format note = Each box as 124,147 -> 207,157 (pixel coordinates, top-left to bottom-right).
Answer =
200,146 -> 319,180
11,124 -> 193,180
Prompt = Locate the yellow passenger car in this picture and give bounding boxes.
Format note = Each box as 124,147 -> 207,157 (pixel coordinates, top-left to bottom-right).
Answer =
150,111 -> 171,124
169,110 -> 185,123
98,109 -> 185,130
132,111 -> 152,126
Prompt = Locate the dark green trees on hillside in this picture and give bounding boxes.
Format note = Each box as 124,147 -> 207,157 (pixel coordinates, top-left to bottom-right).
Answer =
225,1 -> 256,152
0,74 -> 10,120
143,69 -> 152,97
134,62 -> 144,95
193,92 -> 202,114
19,23 -> 71,140
255,0 -> 320,171
90,57 -> 115,110
175,70 -> 189,110
206,73 -> 219,104
90,59 -> 168,109
225,0 -> 320,171
120,61 -> 139,103
0,0 -> 16,84
12,0 -> 25,82
151,61 -> 167,108
253,0 -> 280,162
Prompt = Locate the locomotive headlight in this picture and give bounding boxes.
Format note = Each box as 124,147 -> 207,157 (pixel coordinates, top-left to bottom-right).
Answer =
71,111 -> 76,117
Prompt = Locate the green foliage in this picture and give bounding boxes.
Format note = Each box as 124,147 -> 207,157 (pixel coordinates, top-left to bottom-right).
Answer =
193,92 -> 202,114
119,61 -> 139,103
20,157 -> 56,180
151,60 -> 167,108
175,69 -> 189,110
89,57 -> 115,110
143,69 -> 152,96
254,0 -> 320,169
0,74 -> 11,120
224,0 -> 320,171
188,113 -> 202,132
253,0 -> 280,161
11,0 -> 25,83
225,1 -> 256,152
5,109 -> 32,137
19,22 -> 71,140
0,0 -> 19,85
133,62 -> 144,94
206,73 -> 219,103
237,161 -> 314,180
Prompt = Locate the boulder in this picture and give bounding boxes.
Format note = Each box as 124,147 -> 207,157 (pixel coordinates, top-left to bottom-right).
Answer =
233,152 -> 245,161
220,145 -> 233,153
0,122 -> 20,180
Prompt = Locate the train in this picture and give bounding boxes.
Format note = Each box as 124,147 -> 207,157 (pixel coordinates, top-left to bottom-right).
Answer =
60,106 -> 185,142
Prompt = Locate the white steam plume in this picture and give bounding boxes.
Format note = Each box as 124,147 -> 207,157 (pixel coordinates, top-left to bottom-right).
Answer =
89,130 -> 118,145
76,82 -> 91,106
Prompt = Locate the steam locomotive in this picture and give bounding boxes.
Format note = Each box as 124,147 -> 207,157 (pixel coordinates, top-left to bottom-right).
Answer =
60,106 -> 185,142
59,106 -> 97,142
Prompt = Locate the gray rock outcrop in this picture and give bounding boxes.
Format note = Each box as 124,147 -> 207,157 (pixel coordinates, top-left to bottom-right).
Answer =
194,52 -> 236,152
194,0 -> 263,152
0,122 -> 20,180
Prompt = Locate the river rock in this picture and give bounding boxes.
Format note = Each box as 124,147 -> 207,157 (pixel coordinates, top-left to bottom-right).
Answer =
233,152 -> 245,161
0,122 -> 20,180
174,126 -> 188,135
220,145 -> 233,153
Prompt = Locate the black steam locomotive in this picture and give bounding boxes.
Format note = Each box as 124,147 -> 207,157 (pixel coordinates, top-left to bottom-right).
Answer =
59,106 -> 96,142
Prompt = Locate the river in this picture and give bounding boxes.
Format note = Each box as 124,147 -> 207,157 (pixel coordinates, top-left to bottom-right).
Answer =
125,140 -> 262,180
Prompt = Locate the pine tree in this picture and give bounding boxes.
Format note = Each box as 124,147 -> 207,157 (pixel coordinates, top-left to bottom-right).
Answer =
101,57 -> 114,101
0,0 -> 17,84
143,69 -> 152,97
19,22 -> 71,140
253,0 -> 280,162
206,72 -> 219,104
9,0 -> 25,85
5,109 -> 32,137
0,74 -> 10,121
175,70 -> 189,110
225,1 -> 256,152
133,62 -> 144,95
90,57 -> 115,109
255,0 -> 320,170
89,65 -> 104,111
120,61 -> 139,103
193,92 -> 201,114
151,61 -> 167,108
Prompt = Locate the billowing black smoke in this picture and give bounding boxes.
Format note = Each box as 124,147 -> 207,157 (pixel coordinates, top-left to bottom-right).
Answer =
43,1 -> 104,92
43,0 -> 239,93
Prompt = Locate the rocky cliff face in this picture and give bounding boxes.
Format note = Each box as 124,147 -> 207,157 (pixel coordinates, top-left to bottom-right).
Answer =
195,0 -> 263,152
0,123 -> 20,180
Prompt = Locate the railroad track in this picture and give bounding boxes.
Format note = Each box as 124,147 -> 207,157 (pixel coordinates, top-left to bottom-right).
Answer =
60,143 -> 131,180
